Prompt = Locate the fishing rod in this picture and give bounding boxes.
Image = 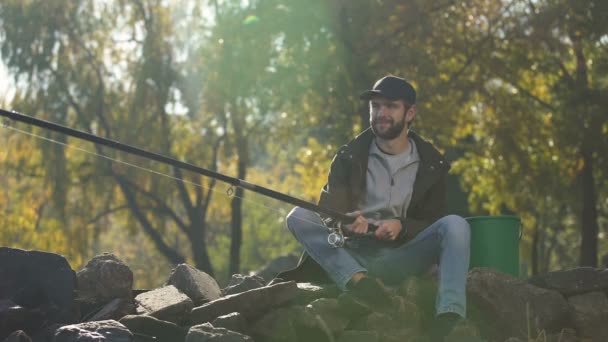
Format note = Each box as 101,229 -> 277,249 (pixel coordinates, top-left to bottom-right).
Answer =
0,109 -> 375,247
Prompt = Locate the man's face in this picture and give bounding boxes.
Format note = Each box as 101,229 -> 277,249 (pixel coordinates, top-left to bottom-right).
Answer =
369,97 -> 412,140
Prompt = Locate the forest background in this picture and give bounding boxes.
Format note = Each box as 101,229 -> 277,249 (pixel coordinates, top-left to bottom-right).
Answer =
0,0 -> 606,288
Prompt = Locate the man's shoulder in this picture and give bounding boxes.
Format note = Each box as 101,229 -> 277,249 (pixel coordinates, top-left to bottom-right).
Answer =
409,130 -> 450,170
335,128 -> 374,158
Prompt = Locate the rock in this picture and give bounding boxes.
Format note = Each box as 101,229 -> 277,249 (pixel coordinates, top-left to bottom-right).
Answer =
119,315 -> 187,342
250,306 -> 333,342
85,298 -> 135,322
52,320 -> 132,342
76,253 -> 133,302
361,312 -> 405,332
189,281 -> 298,325
253,255 -> 299,282
0,247 -> 76,323
135,285 -> 193,324
305,298 -> 350,336
528,267 -> 608,296
211,313 -> 248,335
567,291 -> 608,341
293,283 -> 340,305
467,268 -> 573,341
222,275 -> 265,296
336,330 -> 379,342
2,330 -> 32,342
185,323 -> 253,342
391,295 -> 421,329
0,300 -> 45,340
167,264 -> 222,305
336,293 -> 373,319
381,329 -> 427,342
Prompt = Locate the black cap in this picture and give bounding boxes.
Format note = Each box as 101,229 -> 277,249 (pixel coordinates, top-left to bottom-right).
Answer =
360,75 -> 416,104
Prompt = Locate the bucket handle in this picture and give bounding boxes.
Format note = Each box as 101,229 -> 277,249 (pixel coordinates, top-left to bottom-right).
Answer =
518,222 -> 523,240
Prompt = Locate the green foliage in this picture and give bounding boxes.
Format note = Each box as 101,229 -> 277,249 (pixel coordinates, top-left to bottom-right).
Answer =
0,0 -> 606,286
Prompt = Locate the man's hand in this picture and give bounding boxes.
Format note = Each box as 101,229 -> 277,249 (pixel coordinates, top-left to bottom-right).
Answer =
374,219 -> 402,241
345,211 -> 369,234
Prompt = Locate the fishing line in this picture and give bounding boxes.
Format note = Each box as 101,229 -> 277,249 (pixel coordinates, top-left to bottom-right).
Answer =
0,122 -> 330,231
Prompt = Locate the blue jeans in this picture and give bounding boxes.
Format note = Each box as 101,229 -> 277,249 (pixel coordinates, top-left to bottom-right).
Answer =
286,207 -> 470,318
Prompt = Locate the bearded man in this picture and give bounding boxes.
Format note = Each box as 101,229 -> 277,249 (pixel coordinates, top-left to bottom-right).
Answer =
279,75 -> 470,341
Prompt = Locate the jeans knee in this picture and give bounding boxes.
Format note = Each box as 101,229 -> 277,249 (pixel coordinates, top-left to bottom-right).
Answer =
286,207 -> 316,233
440,215 -> 470,242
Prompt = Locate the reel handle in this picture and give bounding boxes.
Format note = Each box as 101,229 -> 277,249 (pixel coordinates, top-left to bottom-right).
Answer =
327,223 -> 379,248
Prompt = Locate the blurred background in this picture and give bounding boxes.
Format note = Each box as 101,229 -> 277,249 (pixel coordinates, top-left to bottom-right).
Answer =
0,0 -> 606,288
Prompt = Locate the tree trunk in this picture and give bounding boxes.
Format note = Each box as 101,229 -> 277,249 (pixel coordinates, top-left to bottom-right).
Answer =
531,221 -> 539,275
579,148 -> 599,267
229,154 -> 246,276
191,216 -> 214,276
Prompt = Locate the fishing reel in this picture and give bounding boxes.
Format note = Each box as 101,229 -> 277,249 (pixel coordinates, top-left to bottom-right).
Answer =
326,221 -> 377,248
327,226 -> 347,248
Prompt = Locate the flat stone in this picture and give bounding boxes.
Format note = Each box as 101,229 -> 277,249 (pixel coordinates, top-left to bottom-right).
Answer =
293,282 -> 340,305
167,264 -> 222,305
189,281 -> 298,325
528,267 -> 608,296
119,314 -> 187,342
135,285 -> 193,324
211,312 -> 249,335
52,320 -> 132,342
186,323 -> 253,342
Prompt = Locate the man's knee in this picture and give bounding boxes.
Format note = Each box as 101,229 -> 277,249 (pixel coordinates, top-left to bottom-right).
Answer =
439,215 -> 470,241
286,207 -> 318,233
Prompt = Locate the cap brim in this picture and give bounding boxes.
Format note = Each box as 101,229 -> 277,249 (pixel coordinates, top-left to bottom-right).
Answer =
359,90 -> 400,101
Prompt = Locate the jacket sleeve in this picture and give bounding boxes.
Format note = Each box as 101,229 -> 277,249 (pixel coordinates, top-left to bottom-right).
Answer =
318,151 -> 352,219
398,170 -> 448,240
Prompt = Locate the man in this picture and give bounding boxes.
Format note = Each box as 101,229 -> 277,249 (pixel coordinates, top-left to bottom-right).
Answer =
278,75 -> 470,339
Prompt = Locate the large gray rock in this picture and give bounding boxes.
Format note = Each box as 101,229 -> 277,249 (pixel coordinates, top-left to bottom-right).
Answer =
189,281 -> 298,325
167,264 -> 222,305
77,253 -> 133,302
186,323 -> 253,342
467,268 -> 573,341
211,313 -> 249,335
528,267 -> 608,296
135,285 -> 193,324
119,314 -> 187,342
222,275 -> 265,296
0,247 -> 76,324
567,291 -> 608,341
52,320 -> 132,342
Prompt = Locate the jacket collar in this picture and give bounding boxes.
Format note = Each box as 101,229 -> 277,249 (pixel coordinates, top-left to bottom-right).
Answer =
344,128 -> 449,170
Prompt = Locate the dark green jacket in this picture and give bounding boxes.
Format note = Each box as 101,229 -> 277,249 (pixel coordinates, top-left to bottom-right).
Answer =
278,128 -> 450,283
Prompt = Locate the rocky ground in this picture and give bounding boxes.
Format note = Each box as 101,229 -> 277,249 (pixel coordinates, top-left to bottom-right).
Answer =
1,247 -> 608,342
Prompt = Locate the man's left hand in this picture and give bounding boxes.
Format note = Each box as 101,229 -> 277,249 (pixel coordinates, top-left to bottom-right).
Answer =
374,219 -> 402,241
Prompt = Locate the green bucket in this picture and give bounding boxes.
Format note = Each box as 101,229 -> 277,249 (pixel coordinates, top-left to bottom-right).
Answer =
466,215 -> 521,277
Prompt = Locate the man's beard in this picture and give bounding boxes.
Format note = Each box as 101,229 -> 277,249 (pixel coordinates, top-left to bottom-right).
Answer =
371,116 -> 406,140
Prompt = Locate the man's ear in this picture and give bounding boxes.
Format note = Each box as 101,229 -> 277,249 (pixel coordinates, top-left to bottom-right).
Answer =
406,104 -> 417,124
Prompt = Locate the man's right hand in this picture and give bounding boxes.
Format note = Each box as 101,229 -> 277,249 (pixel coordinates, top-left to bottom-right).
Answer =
345,211 -> 369,234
